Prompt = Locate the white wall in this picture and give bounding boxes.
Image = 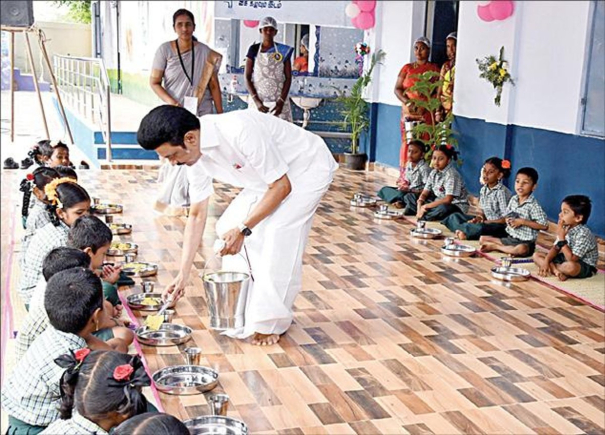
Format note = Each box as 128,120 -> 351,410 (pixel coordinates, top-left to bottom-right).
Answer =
454,1 -> 593,134
12,21 -> 91,82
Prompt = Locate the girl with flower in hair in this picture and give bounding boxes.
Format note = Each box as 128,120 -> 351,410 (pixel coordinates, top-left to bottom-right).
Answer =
19,167 -> 59,232
2,268 -> 125,435
414,144 -> 469,221
41,350 -> 152,434
442,157 -> 513,239
18,178 -> 91,308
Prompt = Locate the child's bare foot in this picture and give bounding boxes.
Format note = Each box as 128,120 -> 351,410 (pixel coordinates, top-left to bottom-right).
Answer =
250,333 -> 280,346
455,230 -> 467,240
555,270 -> 569,282
480,242 -> 496,253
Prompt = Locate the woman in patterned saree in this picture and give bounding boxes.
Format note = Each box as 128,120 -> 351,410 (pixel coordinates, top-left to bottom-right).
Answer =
394,37 -> 439,186
150,8 -> 223,215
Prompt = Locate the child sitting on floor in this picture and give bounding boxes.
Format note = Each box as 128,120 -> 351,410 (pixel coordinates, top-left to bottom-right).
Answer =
19,167 -> 59,234
480,167 -> 548,257
2,268 -> 127,435
114,412 -> 190,435
18,247 -> 133,361
18,178 -> 91,309
377,140 -> 431,214
29,139 -> 71,168
533,195 -> 598,280
442,157 -> 512,240
414,144 -> 469,221
66,215 -> 128,328
41,350 -> 151,435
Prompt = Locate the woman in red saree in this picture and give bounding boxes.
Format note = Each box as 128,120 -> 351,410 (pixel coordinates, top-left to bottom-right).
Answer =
394,37 -> 439,186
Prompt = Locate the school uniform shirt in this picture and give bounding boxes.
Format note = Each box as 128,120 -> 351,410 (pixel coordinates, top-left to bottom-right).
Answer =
479,182 -> 512,221
18,221 -> 69,305
28,278 -> 47,314
20,200 -> 51,266
187,109 -> 337,339
41,411 -> 109,435
1,326 -> 86,426
505,194 -> 548,241
424,163 -> 470,213
14,298 -> 50,361
565,224 -> 598,268
405,159 -> 431,191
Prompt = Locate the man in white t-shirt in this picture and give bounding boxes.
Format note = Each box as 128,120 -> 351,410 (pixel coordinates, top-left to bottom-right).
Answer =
137,105 -> 337,345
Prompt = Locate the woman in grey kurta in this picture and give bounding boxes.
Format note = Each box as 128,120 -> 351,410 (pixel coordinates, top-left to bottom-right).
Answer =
150,8 -> 223,214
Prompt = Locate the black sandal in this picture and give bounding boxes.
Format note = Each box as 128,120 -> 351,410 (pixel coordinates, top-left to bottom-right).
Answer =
20,157 -> 34,169
3,158 -> 19,169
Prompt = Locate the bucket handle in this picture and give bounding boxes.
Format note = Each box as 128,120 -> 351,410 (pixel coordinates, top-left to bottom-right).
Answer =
201,240 -> 254,282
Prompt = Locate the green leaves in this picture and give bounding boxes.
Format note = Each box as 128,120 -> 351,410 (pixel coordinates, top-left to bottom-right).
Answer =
336,49 -> 386,154
52,0 -> 92,24
476,46 -> 514,106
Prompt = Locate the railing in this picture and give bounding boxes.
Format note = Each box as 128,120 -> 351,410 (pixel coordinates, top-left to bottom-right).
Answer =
53,55 -> 112,161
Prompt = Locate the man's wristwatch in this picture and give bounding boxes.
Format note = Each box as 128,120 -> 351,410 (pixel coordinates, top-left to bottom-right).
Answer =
237,222 -> 252,237
556,240 -> 568,250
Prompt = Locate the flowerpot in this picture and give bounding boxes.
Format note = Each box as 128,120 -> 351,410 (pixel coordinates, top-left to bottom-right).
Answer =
343,152 -> 367,170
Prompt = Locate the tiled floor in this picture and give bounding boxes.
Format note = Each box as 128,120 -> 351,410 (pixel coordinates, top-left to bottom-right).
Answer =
2,167 -> 604,434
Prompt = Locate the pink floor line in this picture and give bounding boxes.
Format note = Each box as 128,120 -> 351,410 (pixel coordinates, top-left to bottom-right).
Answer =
1,205 -> 18,386
118,292 -> 166,413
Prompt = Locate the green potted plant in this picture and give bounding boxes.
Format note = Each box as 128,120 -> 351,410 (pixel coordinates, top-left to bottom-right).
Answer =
408,70 -> 458,160
337,48 -> 386,170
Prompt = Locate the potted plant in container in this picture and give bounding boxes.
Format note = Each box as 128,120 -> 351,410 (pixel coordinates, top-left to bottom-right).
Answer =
337,47 -> 386,170
408,70 -> 458,160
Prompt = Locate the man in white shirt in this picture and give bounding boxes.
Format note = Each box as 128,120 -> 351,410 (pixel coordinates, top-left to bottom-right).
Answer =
137,106 -> 337,345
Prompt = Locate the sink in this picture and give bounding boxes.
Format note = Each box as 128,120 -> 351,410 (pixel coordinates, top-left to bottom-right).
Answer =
290,97 -> 322,110
290,97 -> 323,128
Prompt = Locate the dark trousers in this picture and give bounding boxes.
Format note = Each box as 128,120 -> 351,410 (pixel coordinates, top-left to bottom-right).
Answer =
441,213 -> 508,240
406,195 -> 460,221
6,416 -> 46,435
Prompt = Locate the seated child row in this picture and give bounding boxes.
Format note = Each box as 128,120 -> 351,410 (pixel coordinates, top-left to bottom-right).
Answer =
2,269 -> 185,434
378,143 -> 599,280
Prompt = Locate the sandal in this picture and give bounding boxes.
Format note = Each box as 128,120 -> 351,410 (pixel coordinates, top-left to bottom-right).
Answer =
3,158 -> 19,169
20,157 -> 34,169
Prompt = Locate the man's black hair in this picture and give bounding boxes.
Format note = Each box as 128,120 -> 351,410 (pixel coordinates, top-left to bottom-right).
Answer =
67,215 -> 113,254
137,105 -> 200,151
45,268 -> 103,334
42,247 -> 91,282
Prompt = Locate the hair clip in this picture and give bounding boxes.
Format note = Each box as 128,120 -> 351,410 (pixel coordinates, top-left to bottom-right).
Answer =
26,173 -> 34,181
113,364 -> 134,381
501,159 -> 511,169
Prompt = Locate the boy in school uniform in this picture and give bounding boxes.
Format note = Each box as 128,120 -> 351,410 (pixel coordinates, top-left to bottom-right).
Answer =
2,268 -> 127,435
16,247 -> 132,361
533,195 -> 598,280
480,167 -> 549,257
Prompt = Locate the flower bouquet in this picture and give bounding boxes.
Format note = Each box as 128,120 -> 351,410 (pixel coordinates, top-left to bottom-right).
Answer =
476,46 -> 515,106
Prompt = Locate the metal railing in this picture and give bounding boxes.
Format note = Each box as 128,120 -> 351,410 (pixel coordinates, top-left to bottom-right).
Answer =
53,55 -> 112,161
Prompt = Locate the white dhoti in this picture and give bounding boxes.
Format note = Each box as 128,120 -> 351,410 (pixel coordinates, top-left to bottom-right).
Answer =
155,161 -> 190,214
216,171 -> 332,339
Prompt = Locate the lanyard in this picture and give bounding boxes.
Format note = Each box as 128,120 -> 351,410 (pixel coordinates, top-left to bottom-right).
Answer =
176,39 -> 195,86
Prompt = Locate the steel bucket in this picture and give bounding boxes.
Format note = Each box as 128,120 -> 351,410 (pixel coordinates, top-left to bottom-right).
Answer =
203,270 -> 250,330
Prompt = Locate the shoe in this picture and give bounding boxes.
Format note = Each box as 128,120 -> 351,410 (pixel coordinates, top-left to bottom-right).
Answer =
79,161 -> 90,170
3,158 -> 19,169
20,157 -> 34,169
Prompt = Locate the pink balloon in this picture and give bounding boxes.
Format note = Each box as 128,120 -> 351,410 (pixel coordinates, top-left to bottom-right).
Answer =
243,20 -> 259,28
357,0 -> 376,12
477,4 -> 495,22
352,11 -> 375,30
489,0 -> 514,20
